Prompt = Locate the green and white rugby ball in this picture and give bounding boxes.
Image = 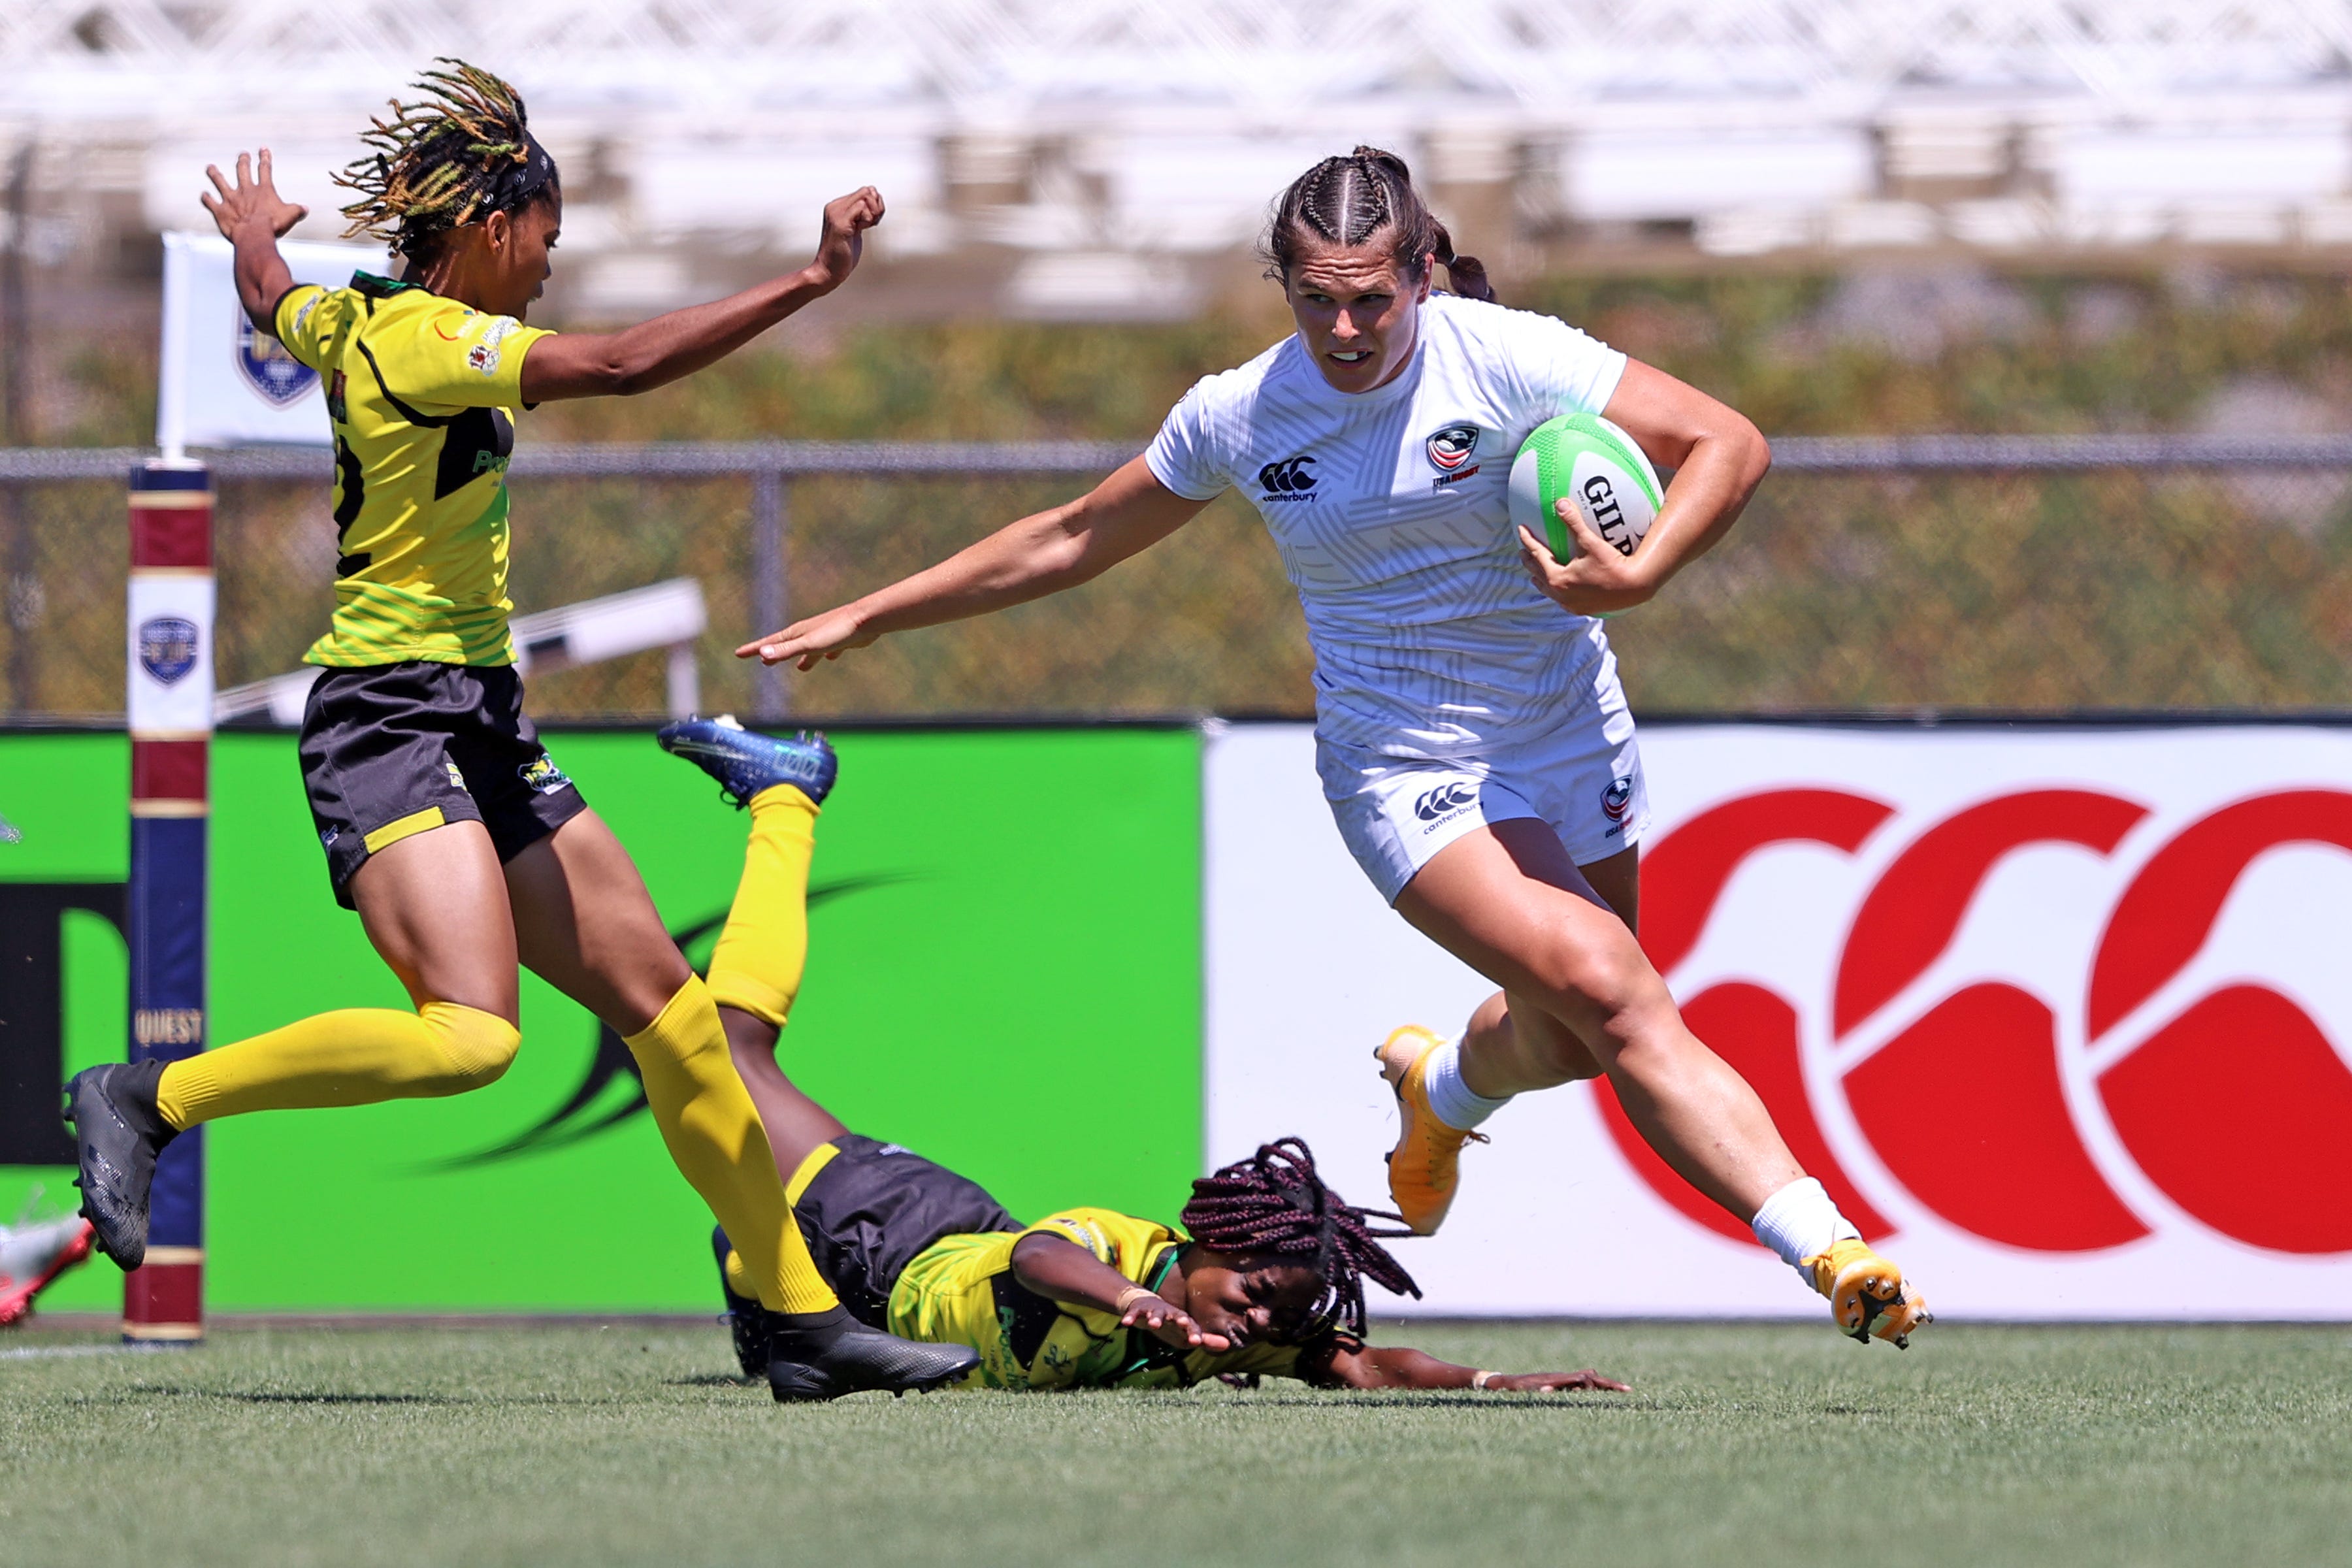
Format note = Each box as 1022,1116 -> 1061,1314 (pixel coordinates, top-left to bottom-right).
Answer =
1508,412 -> 1663,576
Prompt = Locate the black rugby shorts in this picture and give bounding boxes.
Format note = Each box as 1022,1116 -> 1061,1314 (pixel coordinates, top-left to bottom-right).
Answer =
789,1134 -> 1023,1328
299,661 -> 588,909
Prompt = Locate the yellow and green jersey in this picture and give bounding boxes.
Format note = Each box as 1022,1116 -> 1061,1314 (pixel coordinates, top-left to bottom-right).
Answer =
888,1207 -> 1315,1391
272,272 -> 554,668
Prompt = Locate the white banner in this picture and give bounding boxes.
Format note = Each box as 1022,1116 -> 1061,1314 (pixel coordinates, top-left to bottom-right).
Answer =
1204,721 -> 2352,1320
157,232 -> 388,453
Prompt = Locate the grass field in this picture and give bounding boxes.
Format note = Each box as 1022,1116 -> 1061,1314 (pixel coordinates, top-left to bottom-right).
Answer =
5,1320 -> 2349,1567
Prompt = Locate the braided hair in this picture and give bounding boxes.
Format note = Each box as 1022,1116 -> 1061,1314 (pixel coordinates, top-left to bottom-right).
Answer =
1261,146 -> 1495,303
1179,1137 -> 1420,1337
334,59 -> 559,263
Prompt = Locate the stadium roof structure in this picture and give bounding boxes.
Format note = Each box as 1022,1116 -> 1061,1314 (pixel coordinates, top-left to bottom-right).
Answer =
8,1 -> 2352,309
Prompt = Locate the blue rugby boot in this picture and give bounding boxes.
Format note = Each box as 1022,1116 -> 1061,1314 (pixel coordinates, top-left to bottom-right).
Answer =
657,715 -> 838,809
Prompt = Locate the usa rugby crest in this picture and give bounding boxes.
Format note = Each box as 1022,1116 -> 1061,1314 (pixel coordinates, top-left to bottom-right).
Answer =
235,314 -> 318,408
1425,423 -> 1480,472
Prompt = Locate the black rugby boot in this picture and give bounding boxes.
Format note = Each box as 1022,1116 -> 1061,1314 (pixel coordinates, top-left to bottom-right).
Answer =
711,1226 -> 774,1378
765,1307 -> 979,1403
64,1060 -> 177,1271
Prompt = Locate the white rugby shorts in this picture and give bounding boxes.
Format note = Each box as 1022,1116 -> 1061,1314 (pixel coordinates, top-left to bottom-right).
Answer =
1318,703 -> 1650,906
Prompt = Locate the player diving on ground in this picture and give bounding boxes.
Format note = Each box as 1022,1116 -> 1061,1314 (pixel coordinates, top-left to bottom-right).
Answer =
739,147 -> 1929,1347
657,715 -> 1627,1395
63,58 -> 973,1398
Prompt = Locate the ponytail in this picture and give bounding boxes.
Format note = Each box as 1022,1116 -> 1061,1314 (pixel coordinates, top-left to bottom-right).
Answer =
1431,219 -> 1495,304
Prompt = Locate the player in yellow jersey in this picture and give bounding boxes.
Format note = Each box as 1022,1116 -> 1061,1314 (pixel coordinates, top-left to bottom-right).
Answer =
65,60 -> 973,1399
659,716 -> 1627,1397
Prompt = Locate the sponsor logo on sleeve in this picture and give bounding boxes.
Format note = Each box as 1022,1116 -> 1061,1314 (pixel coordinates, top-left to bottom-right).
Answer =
468,316 -> 524,377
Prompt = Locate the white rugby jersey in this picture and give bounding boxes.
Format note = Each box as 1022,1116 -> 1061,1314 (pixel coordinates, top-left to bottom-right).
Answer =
1146,293 -> 1630,757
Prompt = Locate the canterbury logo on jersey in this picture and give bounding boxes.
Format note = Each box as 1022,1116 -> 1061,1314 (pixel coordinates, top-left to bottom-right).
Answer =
1258,454 -> 1319,499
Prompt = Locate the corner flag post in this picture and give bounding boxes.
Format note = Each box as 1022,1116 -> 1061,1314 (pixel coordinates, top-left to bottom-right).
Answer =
124,459 -> 212,1344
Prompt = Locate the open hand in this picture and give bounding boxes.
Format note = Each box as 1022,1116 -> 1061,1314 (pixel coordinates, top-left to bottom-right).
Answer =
1119,1294 -> 1232,1354
735,604 -> 876,670
806,187 -> 885,294
1480,1369 -> 1630,1393
1516,499 -> 1656,617
201,150 -> 307,242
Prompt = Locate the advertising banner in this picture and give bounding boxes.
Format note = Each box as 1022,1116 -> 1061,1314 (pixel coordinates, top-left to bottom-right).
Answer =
1,727 -> 1201,1313
157,233 -> 388,453
1205,721 -> 2352,1320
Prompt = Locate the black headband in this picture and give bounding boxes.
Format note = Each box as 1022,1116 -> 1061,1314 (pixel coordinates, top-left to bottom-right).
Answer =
489,131 -> 558,214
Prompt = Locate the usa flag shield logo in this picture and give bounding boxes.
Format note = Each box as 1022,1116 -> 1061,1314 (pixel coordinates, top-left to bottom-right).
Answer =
1425,423 -> 1480,472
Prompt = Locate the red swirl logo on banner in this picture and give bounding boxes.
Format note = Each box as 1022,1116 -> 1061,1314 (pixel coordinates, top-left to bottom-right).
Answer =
1598,787 -> 2352,1256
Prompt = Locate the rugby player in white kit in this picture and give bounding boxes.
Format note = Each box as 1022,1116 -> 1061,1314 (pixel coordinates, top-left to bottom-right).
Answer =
743,148 -> 1929,1347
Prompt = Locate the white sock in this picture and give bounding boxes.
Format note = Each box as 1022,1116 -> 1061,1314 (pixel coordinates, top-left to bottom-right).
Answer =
1422,1037 -> 1510,1131
1750,1177 -> 1860,1275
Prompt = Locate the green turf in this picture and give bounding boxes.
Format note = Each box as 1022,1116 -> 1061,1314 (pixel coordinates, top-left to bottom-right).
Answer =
7,1322 -> 2348,1567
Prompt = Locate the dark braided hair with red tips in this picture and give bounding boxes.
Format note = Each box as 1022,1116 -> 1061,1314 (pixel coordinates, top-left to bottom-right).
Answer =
1260,145 -> 1496,304
1180,1137 -> 1420,1337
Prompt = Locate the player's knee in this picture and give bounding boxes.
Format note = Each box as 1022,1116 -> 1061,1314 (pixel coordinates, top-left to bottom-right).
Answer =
417,1002 -> 521,1094
1526,928 -> 1654,1018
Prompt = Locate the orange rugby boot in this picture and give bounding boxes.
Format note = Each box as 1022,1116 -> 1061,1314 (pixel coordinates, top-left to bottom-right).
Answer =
1805,1237 -> 1932,1348
1374,1025 -> 1488,1235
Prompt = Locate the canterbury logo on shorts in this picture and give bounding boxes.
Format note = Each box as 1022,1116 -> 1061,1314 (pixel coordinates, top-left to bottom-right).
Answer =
1414,781 -> 1479,822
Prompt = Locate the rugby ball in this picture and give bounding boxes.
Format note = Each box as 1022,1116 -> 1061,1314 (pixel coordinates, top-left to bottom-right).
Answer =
1508,412 -> 1663,579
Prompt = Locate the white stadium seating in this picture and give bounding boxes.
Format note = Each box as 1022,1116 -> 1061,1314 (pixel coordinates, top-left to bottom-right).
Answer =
7,0 -> 2352,311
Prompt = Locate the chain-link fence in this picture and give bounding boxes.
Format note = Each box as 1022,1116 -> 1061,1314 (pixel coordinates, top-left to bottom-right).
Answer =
5,436 -> 2352,722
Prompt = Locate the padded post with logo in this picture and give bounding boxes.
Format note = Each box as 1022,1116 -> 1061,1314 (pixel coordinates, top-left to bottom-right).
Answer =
121,459 -> 214,1343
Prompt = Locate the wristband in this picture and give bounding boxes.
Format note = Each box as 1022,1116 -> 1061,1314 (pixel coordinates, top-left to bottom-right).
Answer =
1113,1286 -> 1158,1314
1470,1369 -> 1497,1390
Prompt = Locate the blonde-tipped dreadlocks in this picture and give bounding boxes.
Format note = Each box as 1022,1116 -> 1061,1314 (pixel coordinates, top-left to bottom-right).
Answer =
335,59 -> 559,261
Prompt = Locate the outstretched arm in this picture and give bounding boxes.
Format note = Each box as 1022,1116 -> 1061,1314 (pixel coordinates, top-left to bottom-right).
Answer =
202,152 -> 306,333
1517,357 -> 1772,617
1008,1232 -> 1232,1352
523,189 -> 883,401
1305,1338 -> 1628,1393
737,457 -> 1211,667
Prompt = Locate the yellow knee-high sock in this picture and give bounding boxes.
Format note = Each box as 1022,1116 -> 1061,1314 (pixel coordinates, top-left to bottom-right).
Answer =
621,974 -> 838,1315
154,1003 -> 520,1131
705,783 -> 817,1031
